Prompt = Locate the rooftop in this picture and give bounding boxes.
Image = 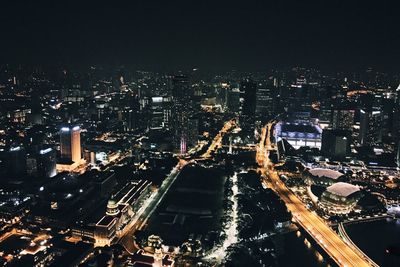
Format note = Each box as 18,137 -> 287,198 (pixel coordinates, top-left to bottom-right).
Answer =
326,182 -> 360,197
96,215 -> 116,227
281,124 -> 320,134
308,168 -> 344,180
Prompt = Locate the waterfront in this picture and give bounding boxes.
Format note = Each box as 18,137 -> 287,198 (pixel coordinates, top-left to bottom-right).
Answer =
345,218 -> 400,267
277,231 -> 332,267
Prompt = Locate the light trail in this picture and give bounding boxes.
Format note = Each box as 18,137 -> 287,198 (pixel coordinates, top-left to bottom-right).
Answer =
205,172 -> 239,262
201,119 -> 235,158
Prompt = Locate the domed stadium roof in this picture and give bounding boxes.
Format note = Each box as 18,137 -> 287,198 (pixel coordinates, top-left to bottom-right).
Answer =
107,199 -> 118,208
326,182 -> 360,197
308,168 -> 344,180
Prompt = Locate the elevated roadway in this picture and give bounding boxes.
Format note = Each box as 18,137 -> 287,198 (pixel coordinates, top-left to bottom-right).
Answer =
257,122 -> 375,267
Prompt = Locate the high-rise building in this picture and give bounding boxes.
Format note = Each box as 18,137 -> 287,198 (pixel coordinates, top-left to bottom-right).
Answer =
255,81 -> 273,118
37,147 -> 57,178
380,96 -> 395,141
397,141 -> 400,168
240,78 -> 257,116
359,109 -> 382,146
171,75 -> 196,154
332,109 -> 355,130
216,84 -> 229,109
227,88 -> 241,113
8,146 -> 27,178
60,125 -> 82,163
187,116 -> 199,148
321,129 -> 351,158
393,84 -> 400,140
150,96 -> 172,129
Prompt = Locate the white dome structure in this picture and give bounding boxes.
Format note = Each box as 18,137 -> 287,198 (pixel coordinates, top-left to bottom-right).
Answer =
319,182 -> 361,215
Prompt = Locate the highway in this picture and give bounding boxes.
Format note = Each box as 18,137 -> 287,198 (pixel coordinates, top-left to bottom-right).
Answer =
257,122 -> 375,267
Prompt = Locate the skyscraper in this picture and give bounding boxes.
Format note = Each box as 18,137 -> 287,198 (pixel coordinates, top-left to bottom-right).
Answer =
171,75 -> 197,154
321,129 -> 351,158
240,78 -> 257,116
255,81 -> 273,118
393,84 -> 400,140
397,141 -> 400,169
60,125 -> 82,163
227,88 -> 241,113
332,109 -> 355,130
359,109 -> 382,146
37,147 -> 57,178
8,146 -> 27,178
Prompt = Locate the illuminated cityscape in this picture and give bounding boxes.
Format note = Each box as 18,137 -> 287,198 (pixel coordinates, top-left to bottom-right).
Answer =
0,1 -> 399,267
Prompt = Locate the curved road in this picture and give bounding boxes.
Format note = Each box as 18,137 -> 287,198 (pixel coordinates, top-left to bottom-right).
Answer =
258,122 -> 374,267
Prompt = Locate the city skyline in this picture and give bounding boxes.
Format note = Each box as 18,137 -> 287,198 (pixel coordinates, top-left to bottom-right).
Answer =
0,1 -> 399,267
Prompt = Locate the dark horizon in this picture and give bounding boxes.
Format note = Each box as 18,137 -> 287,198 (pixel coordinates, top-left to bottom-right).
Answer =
0,1 -> 400,72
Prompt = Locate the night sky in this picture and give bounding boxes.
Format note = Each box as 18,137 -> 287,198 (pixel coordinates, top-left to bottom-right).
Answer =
1,0 -> 399,71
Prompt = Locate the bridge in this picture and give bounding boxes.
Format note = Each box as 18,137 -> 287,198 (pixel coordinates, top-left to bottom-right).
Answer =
258,121 -> 375,267
338,223 -> 379,267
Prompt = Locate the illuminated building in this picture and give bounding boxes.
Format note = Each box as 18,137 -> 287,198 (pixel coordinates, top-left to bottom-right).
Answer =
37,148 -> 57,178
275,120 -> 322,149
94,180 -> 152,246
150,96 -> 172,129
131,250 -> 175,267
57,125 -> 84,172
359,109 -> 382,146
0,191 -> 32,223
393,84 -> 400,140
332,109 -> 355,130
319,182 -> 361,215
95,199 -> 132,246
304,168 -> 346,187
397,141 -> 400,168
171,75 -> 197,154
255,81 -> 274,118
60,125 -> 82,163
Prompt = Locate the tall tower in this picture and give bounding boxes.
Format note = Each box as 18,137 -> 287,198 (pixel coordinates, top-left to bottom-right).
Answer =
171,74 -> 196,154
255,81 -> 273,118
60,125 -> 82,163
228,136 -> 233,154
241,78 -> 257,116
8,146 -> 27,178
37,147 -> 57,178
397,141 -> 400,169
359,109 -> 382,146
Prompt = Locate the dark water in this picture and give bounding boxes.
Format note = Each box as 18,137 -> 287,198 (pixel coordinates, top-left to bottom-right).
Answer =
277,231 -> 331,267
146,165 -> 226,245
345,218 -> 400,267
